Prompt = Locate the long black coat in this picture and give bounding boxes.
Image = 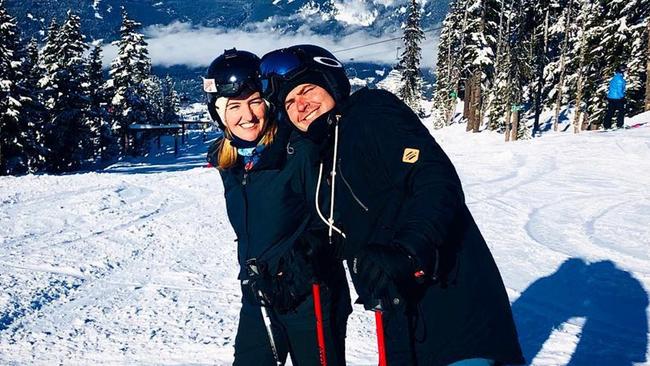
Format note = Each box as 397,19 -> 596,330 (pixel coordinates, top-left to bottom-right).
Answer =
322,88 -> 524,365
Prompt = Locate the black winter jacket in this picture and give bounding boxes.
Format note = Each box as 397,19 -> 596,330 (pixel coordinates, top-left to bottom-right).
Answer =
317,88 -> 524,365
208,127 -> 324,281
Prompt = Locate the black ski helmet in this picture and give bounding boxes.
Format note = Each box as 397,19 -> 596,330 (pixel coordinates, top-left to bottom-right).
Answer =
203,48 -> 262,128
259,44 -> 350,108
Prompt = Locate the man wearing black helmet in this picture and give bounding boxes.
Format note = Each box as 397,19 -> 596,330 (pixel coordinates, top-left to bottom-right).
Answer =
260,45 -> 524,366
204,48 -> 351,366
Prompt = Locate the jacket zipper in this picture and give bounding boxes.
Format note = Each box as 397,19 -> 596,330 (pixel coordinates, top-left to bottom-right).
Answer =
242,171 -> 251,267
338,162 -> 369,212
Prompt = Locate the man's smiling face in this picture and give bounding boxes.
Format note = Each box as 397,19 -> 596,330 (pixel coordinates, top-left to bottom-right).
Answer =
283,83 -> 336,132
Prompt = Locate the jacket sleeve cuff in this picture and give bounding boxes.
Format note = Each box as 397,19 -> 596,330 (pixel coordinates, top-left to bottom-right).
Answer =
393,231 -> 438,278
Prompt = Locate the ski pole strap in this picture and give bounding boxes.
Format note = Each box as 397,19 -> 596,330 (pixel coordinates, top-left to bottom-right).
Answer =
312,283 -> 328,366
375,309 -> 388,366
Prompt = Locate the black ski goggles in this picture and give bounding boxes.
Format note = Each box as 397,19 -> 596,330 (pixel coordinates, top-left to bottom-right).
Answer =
259,50 -> 308,99
202,77 -> 262,98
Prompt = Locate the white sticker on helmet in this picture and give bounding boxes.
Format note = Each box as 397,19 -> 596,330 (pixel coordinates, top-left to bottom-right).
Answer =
203,78 -> 218,93
313,56 -> 343,68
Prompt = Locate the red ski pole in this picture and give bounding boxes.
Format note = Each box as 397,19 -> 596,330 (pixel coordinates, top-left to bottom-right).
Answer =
312,283 -> 328,366
373,271 -> 423,366
375,305 -> 388,366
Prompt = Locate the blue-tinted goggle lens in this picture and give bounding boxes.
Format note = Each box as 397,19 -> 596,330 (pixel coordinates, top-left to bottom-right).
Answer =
260,51 -> 303,78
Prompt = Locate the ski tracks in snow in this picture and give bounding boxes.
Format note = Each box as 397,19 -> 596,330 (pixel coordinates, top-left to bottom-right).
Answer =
0,162 -> 241,364
450,126 -> 650,365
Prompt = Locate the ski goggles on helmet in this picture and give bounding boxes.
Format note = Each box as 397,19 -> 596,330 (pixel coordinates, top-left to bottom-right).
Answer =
259,50 -> 309,99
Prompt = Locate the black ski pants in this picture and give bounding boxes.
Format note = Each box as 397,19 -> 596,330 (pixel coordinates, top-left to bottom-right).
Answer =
233,273 -> 351,365
604,98 -> 625,129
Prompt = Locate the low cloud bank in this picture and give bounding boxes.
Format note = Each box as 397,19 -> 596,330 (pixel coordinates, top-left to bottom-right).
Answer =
102,22 -> 439,69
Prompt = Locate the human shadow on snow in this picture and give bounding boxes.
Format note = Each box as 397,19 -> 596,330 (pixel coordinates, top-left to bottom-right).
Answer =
511,258 -> 648,366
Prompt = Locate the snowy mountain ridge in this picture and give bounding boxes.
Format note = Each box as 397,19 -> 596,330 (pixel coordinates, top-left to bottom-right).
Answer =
7,0 -> 447,45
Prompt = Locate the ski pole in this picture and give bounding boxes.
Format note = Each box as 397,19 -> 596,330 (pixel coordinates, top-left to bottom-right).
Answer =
259,291 -> 283,366
372,271 -> 423,366
374,300 -> 387,366
312,283 -> 328,366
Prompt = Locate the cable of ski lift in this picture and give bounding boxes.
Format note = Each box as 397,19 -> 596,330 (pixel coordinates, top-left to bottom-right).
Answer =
332,26 -> 443,54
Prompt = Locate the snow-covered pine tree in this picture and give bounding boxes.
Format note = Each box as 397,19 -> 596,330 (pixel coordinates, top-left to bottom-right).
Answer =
109,8 -> 152,153
459,0 -> 499,132
565,0 -> 599,133
142,75 -> 164,124
619,0 -> 650,115
38,19 -> 61,91
38,18 -> 61,156
485,0 -> 515,132
646,18 -> 650,111
556,0 -> 603,130
524,0 -> 560,136
18,38 -> 47,169
21,39 -> 42,99
0,0 -> 32,175
40,11 -> 92,172
86,44 -> 110,160
550,0 -> 576,132
504,0 -> 532,140
161,75 -> 180,125
21,38 -> 42,104
398,0 -> 425,116
431,0 -> 464,128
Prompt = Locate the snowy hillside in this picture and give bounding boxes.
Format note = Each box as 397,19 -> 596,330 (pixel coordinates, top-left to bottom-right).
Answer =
1,116 -> 650,365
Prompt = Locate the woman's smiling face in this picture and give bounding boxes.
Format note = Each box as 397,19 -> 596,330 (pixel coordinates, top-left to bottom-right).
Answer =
223,89 -> 267,142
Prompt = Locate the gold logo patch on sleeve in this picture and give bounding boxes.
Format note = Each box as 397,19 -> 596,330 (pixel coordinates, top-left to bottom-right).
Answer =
402,148 -> 420,163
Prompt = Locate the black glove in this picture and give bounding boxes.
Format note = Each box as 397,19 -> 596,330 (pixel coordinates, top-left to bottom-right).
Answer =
271,243 -> 316,313
247,240 -> 317,314
353,245 -> 418,303
297,228 -> 342,281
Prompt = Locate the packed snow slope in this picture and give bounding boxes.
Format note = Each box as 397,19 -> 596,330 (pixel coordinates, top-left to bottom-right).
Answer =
1,116 -> 650,365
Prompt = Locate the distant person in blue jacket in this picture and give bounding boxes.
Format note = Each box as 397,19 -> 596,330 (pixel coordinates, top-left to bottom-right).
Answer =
604,64 -> 627,129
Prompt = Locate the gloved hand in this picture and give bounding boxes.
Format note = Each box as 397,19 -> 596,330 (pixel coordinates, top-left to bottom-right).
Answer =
270,244 -> 315,313
297,228 -> 342,281
353,245 -> 418,303
246,239 -> 317,314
